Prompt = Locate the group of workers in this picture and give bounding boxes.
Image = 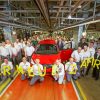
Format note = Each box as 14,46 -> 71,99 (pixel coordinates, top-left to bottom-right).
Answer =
0,56 -> 78,85
0,35 -> 100,85
0,38 -> 35,66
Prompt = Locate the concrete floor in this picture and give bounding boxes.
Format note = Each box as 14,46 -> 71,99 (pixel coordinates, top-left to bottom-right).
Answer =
0,75 -> 77,100
77,70 -> 100,100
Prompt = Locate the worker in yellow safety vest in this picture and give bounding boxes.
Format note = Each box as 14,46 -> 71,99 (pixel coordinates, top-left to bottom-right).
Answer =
52,59 -> 65,84
65,57 -> 79,82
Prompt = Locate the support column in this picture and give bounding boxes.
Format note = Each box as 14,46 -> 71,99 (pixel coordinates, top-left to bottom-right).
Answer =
73,29 -> 78,48
78,25 -> 84,42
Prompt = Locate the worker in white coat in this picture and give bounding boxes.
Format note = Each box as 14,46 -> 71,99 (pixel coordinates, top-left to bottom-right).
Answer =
81,44 -> 90,76
65,58 -> 78,82
30,59 -> 44,85
19,57 -> 30,80
1,58 -> 14,80
24,42 -> 35,62
52,59 -> 65,84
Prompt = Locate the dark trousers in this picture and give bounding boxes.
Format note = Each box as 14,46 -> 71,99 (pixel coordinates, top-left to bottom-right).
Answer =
92,67 -> 100,80
17,51 -> 22,63
12,56 -> 18,67
1,69 -> 14,80
30,75 -> 44,85
76,62 -> 81,72
86,63 -> 91,75
0,69 -> 2,82
27,56 -> 31,62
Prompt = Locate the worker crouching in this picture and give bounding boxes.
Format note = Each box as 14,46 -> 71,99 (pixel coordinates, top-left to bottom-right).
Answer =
19,57 -> 30,80
52,59 -> 65,84
65,58 -> 79,82
1,58 -> 14,80
30,59 -> 44,85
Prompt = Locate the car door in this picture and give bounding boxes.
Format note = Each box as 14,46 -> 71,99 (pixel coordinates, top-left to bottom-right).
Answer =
60,48 -> 73,62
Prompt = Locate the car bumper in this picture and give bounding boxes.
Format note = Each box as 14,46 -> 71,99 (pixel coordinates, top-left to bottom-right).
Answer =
42,64 -> 52,73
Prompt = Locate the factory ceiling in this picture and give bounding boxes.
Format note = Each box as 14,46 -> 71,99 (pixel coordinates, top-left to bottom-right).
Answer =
0,0 -> 100,31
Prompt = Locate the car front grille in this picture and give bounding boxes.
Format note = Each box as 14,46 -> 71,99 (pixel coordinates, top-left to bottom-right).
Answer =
42,64 -> 52,68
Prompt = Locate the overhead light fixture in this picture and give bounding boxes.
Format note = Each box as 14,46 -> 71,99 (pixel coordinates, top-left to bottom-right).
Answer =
78,5 -> 81,8
82,31 -> 87,37
68,15 -> 71,19
67,15 -> 84,20
61,21 -> 63,24
59,19 -> 100,31
14,18 -> 19,21
12,31 -> 16,35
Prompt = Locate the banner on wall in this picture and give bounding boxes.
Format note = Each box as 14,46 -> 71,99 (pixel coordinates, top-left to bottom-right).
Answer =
3,27 -> 12,41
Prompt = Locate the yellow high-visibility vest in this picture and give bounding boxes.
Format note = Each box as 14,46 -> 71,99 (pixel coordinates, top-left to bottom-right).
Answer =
2,66 -> 11,76
52,64 -> 58,75
66,63 -> 77,74
38,66 -> 46,77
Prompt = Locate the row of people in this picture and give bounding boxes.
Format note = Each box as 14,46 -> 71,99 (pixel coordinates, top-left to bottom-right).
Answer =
0,35 -> 100,83
71,44 -> 100,80
1,47 -> 100,85
0,57 -> 79,85
0,47 -> 100,85
0,39 -> 35,66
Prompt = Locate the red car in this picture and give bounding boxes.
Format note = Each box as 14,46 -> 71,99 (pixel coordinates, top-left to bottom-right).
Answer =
31,39 -> 73,73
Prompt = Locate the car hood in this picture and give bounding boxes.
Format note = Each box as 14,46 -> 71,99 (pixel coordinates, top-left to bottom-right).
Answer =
32,53 -> 60,64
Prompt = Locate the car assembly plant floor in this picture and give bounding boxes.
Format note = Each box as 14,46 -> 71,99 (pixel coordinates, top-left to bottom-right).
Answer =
76,75 -> 100,100
0,74 -> 100,100
0,75 -> 78,100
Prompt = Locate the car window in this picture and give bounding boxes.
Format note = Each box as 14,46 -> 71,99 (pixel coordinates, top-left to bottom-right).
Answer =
35,44 -> 58,54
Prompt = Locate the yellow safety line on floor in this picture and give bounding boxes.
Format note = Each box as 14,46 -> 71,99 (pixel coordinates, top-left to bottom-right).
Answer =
71,80 -> 80,100
0,72 -> 17,92
76,81 -> 87,100
0,73 -> 18,97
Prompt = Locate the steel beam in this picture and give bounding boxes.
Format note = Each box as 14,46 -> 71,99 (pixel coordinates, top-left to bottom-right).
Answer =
0,20 -> 44,30
55,15 -> 100,31
0,10 -> 39,13
21,16 -> 84,20
48,0 -> 94,1
35,0 -> 50,27
69,0 -> 85,16
0,0 -> 31,1
0,9 -> 94,13
56,0 -> 65,18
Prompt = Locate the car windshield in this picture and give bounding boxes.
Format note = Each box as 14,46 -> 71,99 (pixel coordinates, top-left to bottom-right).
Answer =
35,44 -> 58,54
